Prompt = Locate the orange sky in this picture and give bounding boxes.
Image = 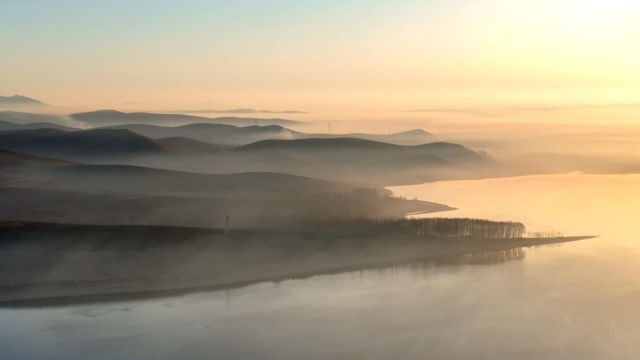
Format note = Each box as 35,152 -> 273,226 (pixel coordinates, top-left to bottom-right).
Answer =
3,0 -> 640,117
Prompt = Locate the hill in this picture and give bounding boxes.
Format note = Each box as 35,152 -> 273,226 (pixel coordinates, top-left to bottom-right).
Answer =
0,111 -> 67,126
0,128 -> 165,160
99,122 -> 300,146
0,149 -> 75,168
5,163 -> 349,199
182,116 -> 302,127
234,137 -> 481,162
236,137 -> 402,152
71,109 -> 302,127
354,129 -> 434,145
0,152 -> 444,229
300,129 -> 435,145
156,137 -> 228,152
0,95 -> 48,108
210,138 -> 487,185
1,111 -> 435,146
0,117 -> 76,132
411,141 -> 484,159
102,122 -> 433,146
0,126 -> 489,185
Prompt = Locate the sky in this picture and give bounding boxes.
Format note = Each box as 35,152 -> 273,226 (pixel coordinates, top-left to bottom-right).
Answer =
2,0 -> 640,116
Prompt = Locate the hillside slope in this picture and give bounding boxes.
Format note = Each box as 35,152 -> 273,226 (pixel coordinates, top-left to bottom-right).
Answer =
0,128 -> 165,160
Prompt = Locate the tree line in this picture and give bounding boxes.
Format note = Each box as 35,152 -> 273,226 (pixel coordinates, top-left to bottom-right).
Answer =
408,218 -> 526,238
318,217 -> 527,239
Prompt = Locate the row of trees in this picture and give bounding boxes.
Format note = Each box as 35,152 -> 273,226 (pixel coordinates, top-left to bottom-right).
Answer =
315,217 -> 527,239
410,218 -> 526,238
369,218 -> 527,239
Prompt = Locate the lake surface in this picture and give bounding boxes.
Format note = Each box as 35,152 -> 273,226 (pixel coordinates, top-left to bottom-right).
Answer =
3,173 -> 640,359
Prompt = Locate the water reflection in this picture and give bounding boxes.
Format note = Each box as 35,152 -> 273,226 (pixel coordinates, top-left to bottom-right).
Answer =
449,247 -> 526,265
0,248 -> 527,309
375,248 -> 527,277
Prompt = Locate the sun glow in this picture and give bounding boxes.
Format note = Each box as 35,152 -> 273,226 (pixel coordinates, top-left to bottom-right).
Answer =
2,0 -> 640,112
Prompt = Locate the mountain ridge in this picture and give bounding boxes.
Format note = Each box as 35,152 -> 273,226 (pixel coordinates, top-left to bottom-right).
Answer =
71,109 -> 303,127
0,95 -> 48,107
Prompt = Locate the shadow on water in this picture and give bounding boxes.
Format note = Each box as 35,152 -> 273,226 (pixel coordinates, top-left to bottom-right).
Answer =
0,248 -> 526,309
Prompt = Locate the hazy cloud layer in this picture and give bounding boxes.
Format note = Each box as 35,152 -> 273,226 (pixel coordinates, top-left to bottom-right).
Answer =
406,103 -> 640,117
175,108 -> 308,114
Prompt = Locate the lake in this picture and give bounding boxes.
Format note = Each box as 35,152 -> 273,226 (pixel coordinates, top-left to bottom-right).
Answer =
2,173 -> 640,359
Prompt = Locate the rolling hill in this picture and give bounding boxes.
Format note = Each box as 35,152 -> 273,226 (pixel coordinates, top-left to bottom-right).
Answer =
71,109 -> 303,127
0,125 -> 489,185
156,137 -> 228,152
0,128 -> 166,160
234,137 -> 481,162
99,123 -> 435,146
98,122 -> 300,146
0,120 -> 74,132
0,150 -> 442,229
4,163 -> 350,199
1,111 -> 435,146
299,129 -> 435,145
0,95 -> 48,109
0,149 -> 75,168
215,138 -> 488,185
236,137 -> 402,152
0,111 -> 68,127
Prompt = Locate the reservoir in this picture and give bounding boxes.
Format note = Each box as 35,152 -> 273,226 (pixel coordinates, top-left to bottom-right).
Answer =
2,173 -> 639,359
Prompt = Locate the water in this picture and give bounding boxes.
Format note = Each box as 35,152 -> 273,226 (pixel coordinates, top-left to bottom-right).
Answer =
2,173 -> 640,359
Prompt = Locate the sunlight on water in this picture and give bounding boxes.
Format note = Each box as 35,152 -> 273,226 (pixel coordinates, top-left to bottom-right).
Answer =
3,173 -> 640,359
391,172 -> 640,241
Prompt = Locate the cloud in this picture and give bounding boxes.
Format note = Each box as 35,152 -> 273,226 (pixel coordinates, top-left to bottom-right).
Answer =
405,108 -> 501,117
405,103 -> 640,117
173,108 -> 308,114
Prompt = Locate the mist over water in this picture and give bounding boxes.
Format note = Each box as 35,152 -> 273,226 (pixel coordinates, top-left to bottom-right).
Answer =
4,0 -> 640,358
2,173 -> 639,359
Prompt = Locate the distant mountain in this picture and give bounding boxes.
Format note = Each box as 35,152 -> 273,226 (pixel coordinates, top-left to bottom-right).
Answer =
0,111 -> 65,125
0,128 -> 166,160
0,150 -> 444,229
236,137 -> 401,152
99,122 -> 300,146
71,109 -> 303,127
0,127 -> 249,162
2,110 -> 433,146
0,123 -> 486,185
350,129 -> 434,145
157,137 -> 228,153
186,116 -> 303,126
0,118 -> 76,132
231,138 -> 483,171
413,142 -> 486,161
0,95 -> 48,108
177,108 -> 307,115
98,122 -> 431,146
300,129 -> 434,145
205,137 -> 487,185
236,138 -> 478,160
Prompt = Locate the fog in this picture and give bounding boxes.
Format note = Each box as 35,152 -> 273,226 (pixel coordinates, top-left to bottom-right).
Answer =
290,115 -> 640,177
3,172 -> 632,359
1,103 -> 638,359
